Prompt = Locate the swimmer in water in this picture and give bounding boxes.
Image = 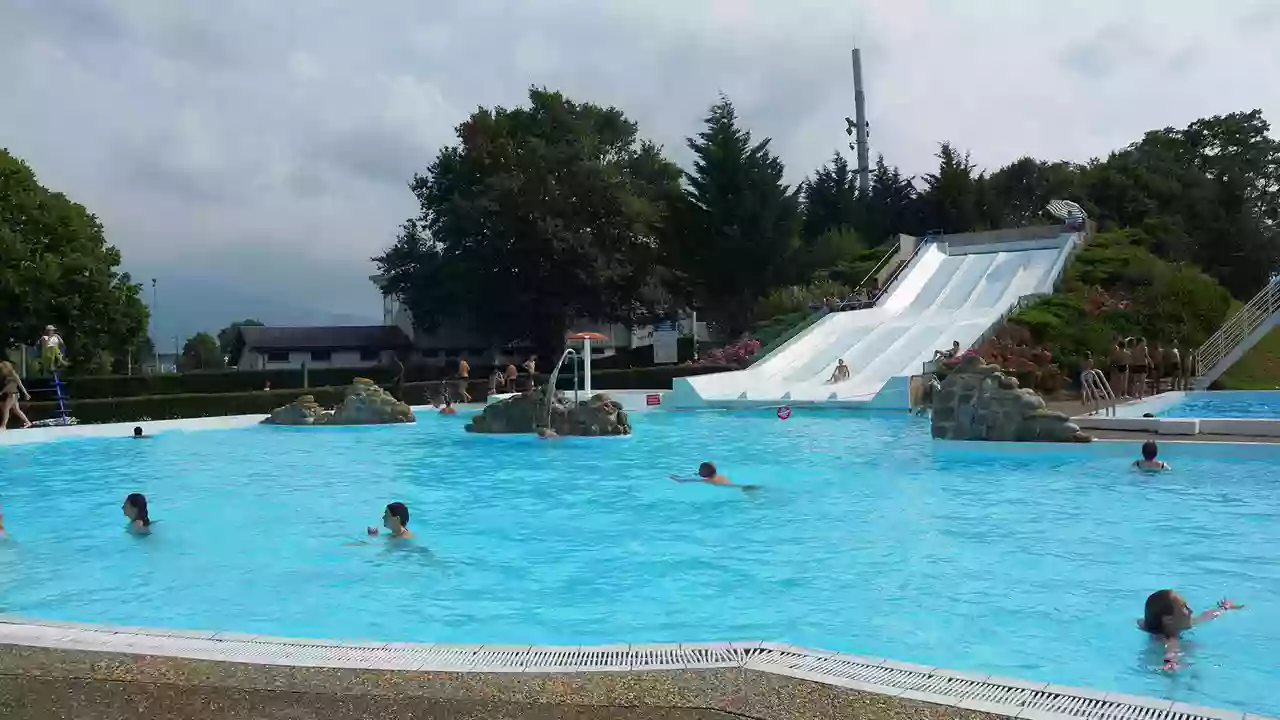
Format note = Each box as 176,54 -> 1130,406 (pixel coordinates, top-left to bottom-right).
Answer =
367,502 -> 414,539
132,426 -> 150,439
1138,589 -> 1244,670
439,396 -> 458,416
536,427 -> 559,440
1133,440 -> 1171,472
0,504 -> 6,536
122,493 -> 152,535
669,462 -> 760,491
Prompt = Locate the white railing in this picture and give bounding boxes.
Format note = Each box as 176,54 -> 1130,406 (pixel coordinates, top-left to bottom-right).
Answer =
1192,275 -> 1280,387
1079,368 -> 1116,417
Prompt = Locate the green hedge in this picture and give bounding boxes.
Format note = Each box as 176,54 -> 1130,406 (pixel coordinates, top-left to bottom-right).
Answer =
24,359 -> 731,401
18,365 -> 733,425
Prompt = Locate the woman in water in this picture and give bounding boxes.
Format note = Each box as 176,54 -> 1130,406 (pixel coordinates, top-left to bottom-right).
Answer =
1138,589 -> 1244,670
1133,440 -> 1171,472
122,493 -> 152,534
670,462 -> 760,491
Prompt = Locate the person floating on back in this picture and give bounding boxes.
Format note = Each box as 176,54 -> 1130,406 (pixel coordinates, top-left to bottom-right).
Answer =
122,493 -> 152,535
669,462 -> 760,491
368,502 -> 414,540
1133,441 -> 1171,472
1138,589 -> 1243,670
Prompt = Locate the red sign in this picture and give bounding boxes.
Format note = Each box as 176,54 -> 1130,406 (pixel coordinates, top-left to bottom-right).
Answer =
777,405 -> 791,420
646,394 -> 661,406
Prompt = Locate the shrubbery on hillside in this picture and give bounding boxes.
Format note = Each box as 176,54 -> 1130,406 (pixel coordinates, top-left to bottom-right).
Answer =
1009,230 -> 1233,380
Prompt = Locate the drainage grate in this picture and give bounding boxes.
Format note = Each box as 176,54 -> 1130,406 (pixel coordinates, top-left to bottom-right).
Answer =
0,619 -> 1262,720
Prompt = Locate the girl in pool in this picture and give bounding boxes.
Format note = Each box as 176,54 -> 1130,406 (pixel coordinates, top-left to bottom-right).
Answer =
122,493 -> 152,535
1138,589 -> 1244,670
669,462 -> 760,491
1133,441 -> 1171,472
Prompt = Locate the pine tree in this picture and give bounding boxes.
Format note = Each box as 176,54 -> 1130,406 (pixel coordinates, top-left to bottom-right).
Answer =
677,97 -> 800,332
920,142 -> 982,233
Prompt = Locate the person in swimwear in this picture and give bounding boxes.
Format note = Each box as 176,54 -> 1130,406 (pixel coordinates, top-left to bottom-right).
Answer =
1133,441 -> 1171,471
0,361 -> 32,430
122,493 -> 152,535
367,502 -> 414,539
669,462 -> 759,491
536,427 -> 559,440
1138,589 -> 1244,670
828,359 -> 851,383
439,396 -> 458,416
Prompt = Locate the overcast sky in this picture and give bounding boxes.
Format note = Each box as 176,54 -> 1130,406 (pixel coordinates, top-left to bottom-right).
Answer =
2,0 -> 1278,341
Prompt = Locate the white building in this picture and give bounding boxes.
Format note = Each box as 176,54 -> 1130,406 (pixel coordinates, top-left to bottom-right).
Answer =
232,325 -> 412,370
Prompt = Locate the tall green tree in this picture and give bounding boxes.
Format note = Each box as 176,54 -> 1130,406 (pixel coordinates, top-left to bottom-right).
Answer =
984,157 -> 1081,229
801,153 -> 861,243
861,156 -> 923,244
375,88 -> 684,359
178,332 -> 225,372
919,142 -> 982,234
676,97 -> 800,332
0,149 -> 149,372
218,319 -> 264,358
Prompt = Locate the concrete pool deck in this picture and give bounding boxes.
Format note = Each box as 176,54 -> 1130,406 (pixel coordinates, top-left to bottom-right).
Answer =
0,618 -> 1265,720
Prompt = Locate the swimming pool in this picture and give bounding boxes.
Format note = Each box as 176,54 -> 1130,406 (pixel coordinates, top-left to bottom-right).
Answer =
1152,390 -> 1280,419
1,410 -> 1276,715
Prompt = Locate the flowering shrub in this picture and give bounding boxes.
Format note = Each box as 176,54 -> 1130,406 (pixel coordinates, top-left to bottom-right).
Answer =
697,336 -> 762,367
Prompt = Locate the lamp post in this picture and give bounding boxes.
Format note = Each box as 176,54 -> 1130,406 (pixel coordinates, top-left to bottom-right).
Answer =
151,278 -> 159,373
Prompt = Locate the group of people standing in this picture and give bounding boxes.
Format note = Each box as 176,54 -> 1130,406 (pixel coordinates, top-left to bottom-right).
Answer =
1100,337 -> 1190,399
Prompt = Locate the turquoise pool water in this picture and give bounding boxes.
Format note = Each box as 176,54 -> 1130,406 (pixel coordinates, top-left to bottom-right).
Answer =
1158,390 -> 1280,419
1,410 -> 1277,715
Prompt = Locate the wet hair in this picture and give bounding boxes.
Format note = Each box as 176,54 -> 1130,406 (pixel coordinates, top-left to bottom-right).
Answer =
133,426 -> 143,437
1141,440 -> 1158,461
386,502 -> 409,528
125,493 -> 150,527
1143,589 -> 1185,638
698,462 -> 716,478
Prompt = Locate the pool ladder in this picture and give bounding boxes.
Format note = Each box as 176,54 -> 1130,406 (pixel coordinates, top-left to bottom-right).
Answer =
1079,369 -> 1116,417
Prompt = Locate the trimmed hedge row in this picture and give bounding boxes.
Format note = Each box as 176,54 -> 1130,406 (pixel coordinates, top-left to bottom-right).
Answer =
19,365 -> 736,425
28,363 -> 736,401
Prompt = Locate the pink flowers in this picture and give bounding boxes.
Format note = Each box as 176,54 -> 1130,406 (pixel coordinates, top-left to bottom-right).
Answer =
697,336 -> 762,367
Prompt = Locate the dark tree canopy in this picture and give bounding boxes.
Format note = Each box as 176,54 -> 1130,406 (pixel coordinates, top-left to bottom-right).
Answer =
675,97 -> 800,333
179,332 -> 225,372
0,148 -> 149,373
375,88 -> 683,358
218,319 -> 264,358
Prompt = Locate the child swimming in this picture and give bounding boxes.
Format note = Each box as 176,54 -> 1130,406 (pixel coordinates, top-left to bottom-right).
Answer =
669,462 -> 760,491
122,493 -> 152,535
1138,589 -> 1244,670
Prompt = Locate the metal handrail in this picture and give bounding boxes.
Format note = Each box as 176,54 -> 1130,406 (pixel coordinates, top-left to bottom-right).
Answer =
1192,275 -> 1280,384
838,232 -> 938,311
543,348 -> 580,429
1079,368 -> 1116,417
852,243 -> 902,295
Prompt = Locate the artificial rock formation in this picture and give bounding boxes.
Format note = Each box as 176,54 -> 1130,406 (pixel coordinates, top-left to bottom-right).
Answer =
931,355 -> 1090,443
263,378 -> 415,426
466,388 -> 631,436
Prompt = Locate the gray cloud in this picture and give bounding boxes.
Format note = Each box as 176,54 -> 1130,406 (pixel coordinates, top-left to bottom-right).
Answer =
2,0 -> 1277,341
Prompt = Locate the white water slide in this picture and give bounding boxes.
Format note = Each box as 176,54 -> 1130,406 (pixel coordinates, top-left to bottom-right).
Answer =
670,227 -> 1083,409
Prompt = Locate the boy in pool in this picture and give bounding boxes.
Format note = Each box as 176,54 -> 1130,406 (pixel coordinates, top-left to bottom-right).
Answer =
1138,589 -> 1244,670
1133,440 -> 1171,472
367,502 -> 414,539
669,462 -> 760,491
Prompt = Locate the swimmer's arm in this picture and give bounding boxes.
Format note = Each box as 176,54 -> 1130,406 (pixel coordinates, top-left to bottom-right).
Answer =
1191,599 -> 1243,626
668,474 -> 701,483
1160,636 -> 1181,671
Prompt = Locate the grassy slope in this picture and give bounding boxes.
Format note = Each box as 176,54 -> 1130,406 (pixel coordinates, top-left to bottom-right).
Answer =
1218,326 -> 1280,389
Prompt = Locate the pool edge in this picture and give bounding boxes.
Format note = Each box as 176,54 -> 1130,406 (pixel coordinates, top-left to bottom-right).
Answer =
0,616 -> 1261,720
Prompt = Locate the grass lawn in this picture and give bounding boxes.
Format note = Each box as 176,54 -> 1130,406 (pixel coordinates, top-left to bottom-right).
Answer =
1218,326 -> 1280,389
